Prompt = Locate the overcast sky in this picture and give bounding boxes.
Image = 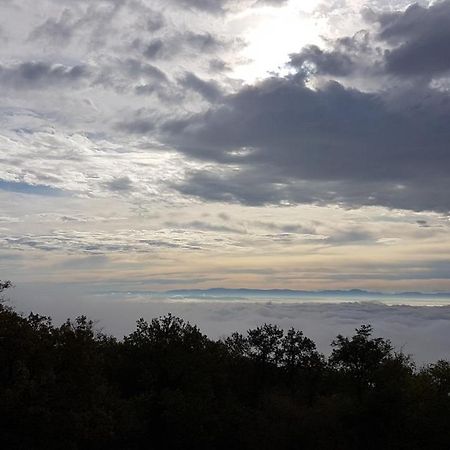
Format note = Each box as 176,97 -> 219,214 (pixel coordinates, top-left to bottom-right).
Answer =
1,0 -> 450,300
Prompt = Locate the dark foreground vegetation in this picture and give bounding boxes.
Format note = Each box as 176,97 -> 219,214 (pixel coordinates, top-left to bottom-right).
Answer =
0,282 -> 449,450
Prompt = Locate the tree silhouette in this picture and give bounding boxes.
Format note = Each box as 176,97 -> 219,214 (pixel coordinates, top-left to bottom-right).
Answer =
330,324 -> 394,397
247,323 -> 284,367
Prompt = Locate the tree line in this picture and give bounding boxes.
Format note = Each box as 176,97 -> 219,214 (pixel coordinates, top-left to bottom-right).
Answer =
0,281 -> 449,449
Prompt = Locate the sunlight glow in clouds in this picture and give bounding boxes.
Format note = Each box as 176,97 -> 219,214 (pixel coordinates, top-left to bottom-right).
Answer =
230,0 -> 326,81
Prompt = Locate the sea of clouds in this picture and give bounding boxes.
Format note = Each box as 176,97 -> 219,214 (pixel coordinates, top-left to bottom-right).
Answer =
10,284 -> 450,365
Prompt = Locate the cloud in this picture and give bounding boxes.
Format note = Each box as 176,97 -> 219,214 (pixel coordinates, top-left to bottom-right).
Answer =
208,58 -> 231,72
117,118 -> 155,134
253,221 -> 316,235
137,31 -> 235,63
416,219 -> 429,227
0,230 -> 204,254
158,0 -> 450,213
0,62 -> 90,90
105,176 -> 134,192
373,0 -> 450,77
0,129 -> 190,202
179,72 -> 222,101
292,1 -> 450,82
29,8 -> 75,45
143,38 -> 165,59
164,219 -> 245,234
184,31 -> 225,52
168,0 -> 287,14
27,0 -> 130,50
217,212 -> 230,221
254,0 -> 288,5
325,229 -> 375,245
168,0 -> 230,14
289,44 -> 356,77
124,60 -> 168,82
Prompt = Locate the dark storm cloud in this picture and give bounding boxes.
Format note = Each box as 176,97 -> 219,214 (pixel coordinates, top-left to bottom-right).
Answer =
292,1 -> 450,80
162,77 -> 413,176
0,62 -> 90,89
373,0 -> 450,77
162,73 -> 450,211
172,168 -> 297,206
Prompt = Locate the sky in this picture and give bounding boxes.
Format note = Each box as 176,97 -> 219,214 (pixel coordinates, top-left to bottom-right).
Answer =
1,0 -> 450,295
1,0 -> 450,299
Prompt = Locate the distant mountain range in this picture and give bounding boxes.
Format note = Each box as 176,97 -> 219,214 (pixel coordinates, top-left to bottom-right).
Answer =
161,288 -> 450,298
